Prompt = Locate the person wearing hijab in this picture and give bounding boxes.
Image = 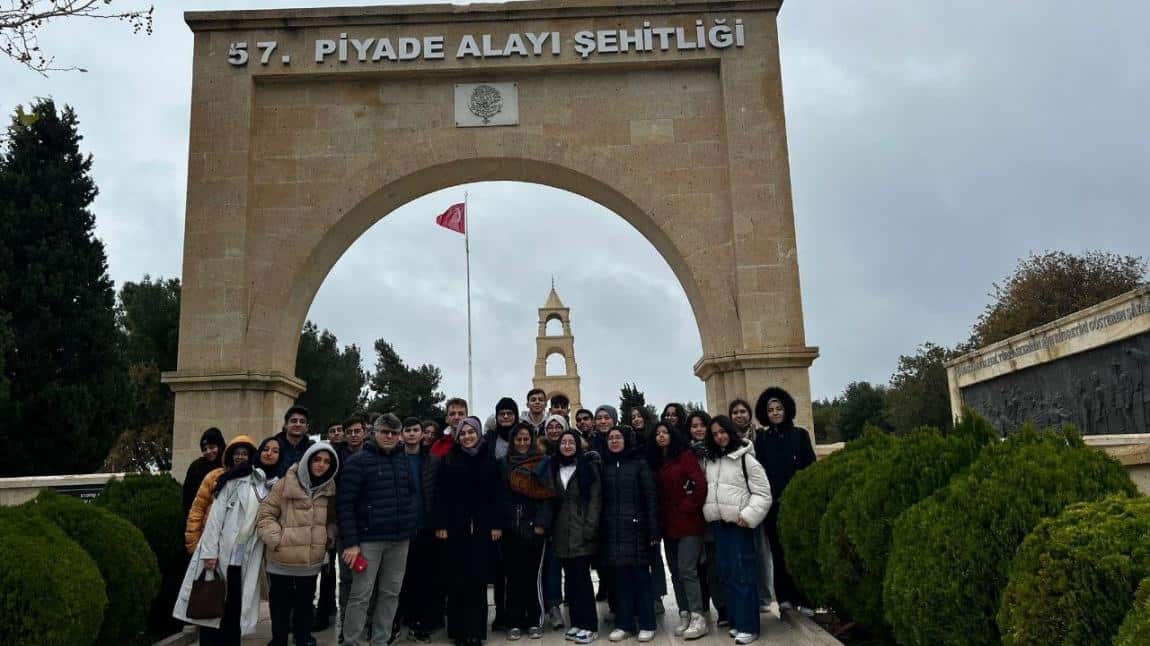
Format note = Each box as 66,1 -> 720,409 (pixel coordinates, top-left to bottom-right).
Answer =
751,387 -> 816,614
601,427 -> 661,643
433,416 -> 505,646
501,421 -> 554,639
487,397 -> 521,631
537,413 -> 570,629
183,427 -> 226,516
257,442 -> 340,646
703,416 -> 772,645
539,429 -> 602,644
174,434 -> 267,644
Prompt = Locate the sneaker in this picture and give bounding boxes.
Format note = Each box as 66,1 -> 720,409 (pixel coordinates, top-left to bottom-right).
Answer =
683,613 -> 708,640
716,617 -> 731,628
654,598 -> 665,615
674,611 -> 690,636
528,627 -> 544,639
608,629 -> 630,642
734,633 -> 758,645
573,630 -> 598,644
508,628 -> 523,640
759,603 -> 771,614
550,607 -> 566,630
728,629 -> 738,638
637,630 -> 655,642
565,627 -> 581,641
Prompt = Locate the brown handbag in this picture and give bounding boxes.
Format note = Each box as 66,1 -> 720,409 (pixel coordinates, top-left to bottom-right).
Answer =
186,566 -> 227,619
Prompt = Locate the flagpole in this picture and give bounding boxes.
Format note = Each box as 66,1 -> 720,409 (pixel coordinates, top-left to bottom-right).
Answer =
464,191 -> 474,407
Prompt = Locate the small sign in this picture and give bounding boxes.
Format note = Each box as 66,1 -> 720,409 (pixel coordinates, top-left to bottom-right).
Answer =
455,82 -> 518,127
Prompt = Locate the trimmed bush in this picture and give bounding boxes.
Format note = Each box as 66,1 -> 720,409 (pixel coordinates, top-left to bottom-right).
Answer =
883,426 -> 1137,646
1116,578 -> 1150,646
28,490 -> 160,644
998,496 -> 1150,646
0,506 -> 106,645
778,427 -> 893,606
95,473 -> 187,637
818,413 -> 995,629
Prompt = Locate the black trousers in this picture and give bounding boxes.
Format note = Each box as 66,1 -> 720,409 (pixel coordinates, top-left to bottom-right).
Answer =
504,533 -> 545,630
561,556 -> 598,632
492,539 -> 507,623
199,564 -> 243,646
764,509 -> 806,606
269,572 -> 318,646
397,533 -> 441,631
317,548 -> 337,618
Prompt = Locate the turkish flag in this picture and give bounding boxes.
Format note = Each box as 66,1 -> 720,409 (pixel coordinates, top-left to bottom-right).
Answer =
435,202 -> 466,234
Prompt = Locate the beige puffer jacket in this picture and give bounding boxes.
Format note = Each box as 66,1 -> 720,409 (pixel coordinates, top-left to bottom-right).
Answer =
256,444 -> 338,569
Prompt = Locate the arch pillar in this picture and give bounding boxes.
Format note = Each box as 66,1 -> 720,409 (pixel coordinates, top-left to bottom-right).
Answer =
695,348 -> 820,443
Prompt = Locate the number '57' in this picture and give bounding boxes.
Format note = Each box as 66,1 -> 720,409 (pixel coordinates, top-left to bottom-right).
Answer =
228,41 -> 278,66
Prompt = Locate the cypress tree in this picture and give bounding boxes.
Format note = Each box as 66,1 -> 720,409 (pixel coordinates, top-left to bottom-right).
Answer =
0,99 -> 128,475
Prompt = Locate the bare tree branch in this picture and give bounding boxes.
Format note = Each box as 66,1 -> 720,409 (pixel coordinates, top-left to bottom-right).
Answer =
1,1 -> 153,75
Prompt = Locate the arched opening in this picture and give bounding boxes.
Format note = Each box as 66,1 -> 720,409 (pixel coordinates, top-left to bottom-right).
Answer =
546,352 -> 567,377
302,178 -> 706,412
545,317 -> 564,337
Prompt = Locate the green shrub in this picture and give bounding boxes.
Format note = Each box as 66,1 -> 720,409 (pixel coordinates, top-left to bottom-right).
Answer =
28,490 -> 160,644
778,426 -> 894,606
0,506 -> 106,645
998,496 -> 1150,646
1116,578 -> 1150,646
883,425 -> 1137,646
819,413 -> 995,630
95,473 -> 187,637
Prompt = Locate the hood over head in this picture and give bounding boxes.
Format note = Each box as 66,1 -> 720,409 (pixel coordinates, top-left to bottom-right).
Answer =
594,404 -> 619,427
755,387 -> 797,428
496,397 -> 520,421
543,414 -> 570,434
223,435 -> 258,468
297,441 -> 339,496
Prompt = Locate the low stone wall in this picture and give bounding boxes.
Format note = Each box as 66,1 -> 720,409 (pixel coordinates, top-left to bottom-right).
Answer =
0,472 -> 125,506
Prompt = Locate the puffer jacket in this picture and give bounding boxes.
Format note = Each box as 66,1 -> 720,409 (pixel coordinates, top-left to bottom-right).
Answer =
702,442 -> 772,528
337,436 -> 418,547
600,448 -> 660,567
185,435 -> 257,554
657,448 -> 708,539
540,459 -> 602,559
257,444 -> 339,569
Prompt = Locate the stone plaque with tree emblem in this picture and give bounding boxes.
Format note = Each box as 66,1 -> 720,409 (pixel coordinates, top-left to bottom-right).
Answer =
455,82 -> 519,127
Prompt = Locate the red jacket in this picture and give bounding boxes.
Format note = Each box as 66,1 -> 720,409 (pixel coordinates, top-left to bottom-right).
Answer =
656,449 -> 708,539
430,436 -> 454,457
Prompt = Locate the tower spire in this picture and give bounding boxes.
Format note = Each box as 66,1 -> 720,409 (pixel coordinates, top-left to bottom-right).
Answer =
533,284 -> 581,415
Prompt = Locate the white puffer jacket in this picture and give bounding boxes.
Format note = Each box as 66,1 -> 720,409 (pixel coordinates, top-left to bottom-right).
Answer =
702,442 -> 772,528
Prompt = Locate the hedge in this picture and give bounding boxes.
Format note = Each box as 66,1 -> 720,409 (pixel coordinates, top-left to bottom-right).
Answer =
1116,578 -> 1150,646
777,426 -> 893,606
0,506 -> 106,645
998,496 -> 1150,646
818,413 -> 995,630
95,473 -> 187,637
883,425 -> 1137,646
28,490 -> 160,644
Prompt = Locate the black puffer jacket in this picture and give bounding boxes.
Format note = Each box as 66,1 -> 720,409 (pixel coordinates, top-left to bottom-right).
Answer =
600,441 -> 661,567
753,387 -> 817,500
336,436 -> 419,547
432,446 -> 504,536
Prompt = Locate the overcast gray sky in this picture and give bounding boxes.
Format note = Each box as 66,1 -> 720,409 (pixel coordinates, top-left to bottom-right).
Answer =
3,0 -> 1148,416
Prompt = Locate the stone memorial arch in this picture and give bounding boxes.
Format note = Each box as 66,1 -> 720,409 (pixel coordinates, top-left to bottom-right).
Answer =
165,0 -> 819,477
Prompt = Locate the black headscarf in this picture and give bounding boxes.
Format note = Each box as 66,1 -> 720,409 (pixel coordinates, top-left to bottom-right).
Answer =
551,429 -> 596,504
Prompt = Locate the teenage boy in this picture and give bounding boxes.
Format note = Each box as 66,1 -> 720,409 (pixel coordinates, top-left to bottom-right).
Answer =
522,388 -> 548,430
275,405 -> 315,478
431,398 -> 468,457
548,394 -> 571,422
394,417 -> 441,642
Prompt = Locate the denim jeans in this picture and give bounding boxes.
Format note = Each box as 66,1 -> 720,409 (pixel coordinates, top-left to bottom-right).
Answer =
712,522 -> 759,635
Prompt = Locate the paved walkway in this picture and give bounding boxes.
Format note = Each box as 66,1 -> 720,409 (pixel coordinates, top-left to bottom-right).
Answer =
236,596 -> 835,646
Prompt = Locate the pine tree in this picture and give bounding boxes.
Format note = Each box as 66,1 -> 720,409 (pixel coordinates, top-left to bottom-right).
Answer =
0,99 -> 128,475
366,338 -> 445,420
296,321 -> 367,428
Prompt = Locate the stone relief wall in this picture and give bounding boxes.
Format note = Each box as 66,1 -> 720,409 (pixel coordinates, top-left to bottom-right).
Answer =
960,333 -> 1150,436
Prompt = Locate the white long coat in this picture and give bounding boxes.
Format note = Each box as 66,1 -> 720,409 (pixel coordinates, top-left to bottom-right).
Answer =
173,471 -> 267,633
702,442 -> 773,528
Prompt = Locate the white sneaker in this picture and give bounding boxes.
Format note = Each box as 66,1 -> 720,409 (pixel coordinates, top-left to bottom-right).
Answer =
565,627 -> 581,640
608,629 -> 630,642
574,630 -> 598,644
637,630 -> 655,642
683,613 -> 708,640
734,633 -> 758,645
550,607 -> 566,630
728,629 -> 738,638
673,611 -> 690,636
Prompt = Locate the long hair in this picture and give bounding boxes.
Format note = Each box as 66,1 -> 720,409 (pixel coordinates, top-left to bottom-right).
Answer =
647,420 -> 688,469
661,402 -> 689,434
704,414 -> 746,459
686,410 -> 713,441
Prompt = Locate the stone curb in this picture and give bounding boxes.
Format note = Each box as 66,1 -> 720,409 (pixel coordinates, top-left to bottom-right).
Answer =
152,626 -> 196,646
780,609 -> 844,645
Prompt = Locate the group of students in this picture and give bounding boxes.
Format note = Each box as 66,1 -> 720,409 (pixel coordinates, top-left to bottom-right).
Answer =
172,386 -> 816,646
